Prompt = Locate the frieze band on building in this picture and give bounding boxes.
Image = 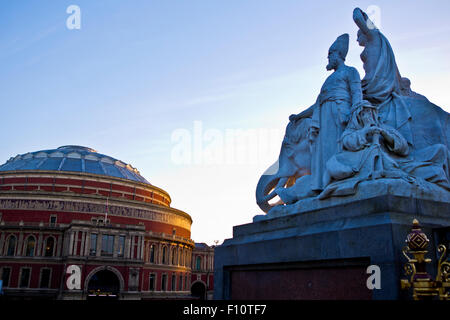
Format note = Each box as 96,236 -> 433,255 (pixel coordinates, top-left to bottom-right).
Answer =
0,198 -> 191,229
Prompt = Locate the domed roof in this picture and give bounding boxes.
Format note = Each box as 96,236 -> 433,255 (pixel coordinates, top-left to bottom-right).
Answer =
0,145 -> 150,184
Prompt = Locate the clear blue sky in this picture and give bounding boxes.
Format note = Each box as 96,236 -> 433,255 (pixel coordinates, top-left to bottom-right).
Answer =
1,1 -> 449,244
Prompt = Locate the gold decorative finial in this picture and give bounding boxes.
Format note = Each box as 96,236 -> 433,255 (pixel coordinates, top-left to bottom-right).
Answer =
400,219 -> 449,300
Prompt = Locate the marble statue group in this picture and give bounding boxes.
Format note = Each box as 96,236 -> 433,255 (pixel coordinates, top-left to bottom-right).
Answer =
256,8 -> 450,214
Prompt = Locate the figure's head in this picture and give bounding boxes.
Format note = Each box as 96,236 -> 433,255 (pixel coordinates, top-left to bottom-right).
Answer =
327,34 -> 349,70
360,107 -> 377,127
326,50 -> 342,71
356,29 -> 368,47
352,100 -> 377,128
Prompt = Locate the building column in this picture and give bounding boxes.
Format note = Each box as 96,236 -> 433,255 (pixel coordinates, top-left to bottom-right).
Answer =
73,231 -> 79,256
113,234 -> 119,258
96,233 -> 102,257
84,232 -> 90,256
140,236 -> 145,261
37,232 -> 43,256
129,235 -> 134,259
125,235 -> 131,259
18,232 -> 24,256
80,231 -> 86,256
57,234 -> 63,256
68,231 -> 75,256
135,236 -> 140,260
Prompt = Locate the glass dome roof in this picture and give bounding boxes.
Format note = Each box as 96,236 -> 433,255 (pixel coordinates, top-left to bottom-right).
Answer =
0,145 -> 150,184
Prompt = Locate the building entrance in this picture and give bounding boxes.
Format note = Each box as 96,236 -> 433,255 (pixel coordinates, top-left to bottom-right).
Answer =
87,269 -> 120,300
191,281 -> 206,300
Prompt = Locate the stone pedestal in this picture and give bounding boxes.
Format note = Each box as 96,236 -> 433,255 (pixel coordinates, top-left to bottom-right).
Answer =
214,181 -> 450,300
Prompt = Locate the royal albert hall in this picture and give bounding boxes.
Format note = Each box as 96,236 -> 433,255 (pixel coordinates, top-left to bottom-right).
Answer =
0,145 -> 207,300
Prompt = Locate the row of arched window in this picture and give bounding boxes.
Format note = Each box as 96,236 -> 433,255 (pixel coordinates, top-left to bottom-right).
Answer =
193,253 -> 214,271
147,243 -> 192,267
2,233 -> 212,272
2,234 -> 56,257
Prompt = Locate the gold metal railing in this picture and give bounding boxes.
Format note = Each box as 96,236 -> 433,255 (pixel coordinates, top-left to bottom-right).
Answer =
400,219 -> 449,300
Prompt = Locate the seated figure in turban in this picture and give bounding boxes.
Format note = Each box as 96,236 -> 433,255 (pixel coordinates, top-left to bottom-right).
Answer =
318,101 -> 450,199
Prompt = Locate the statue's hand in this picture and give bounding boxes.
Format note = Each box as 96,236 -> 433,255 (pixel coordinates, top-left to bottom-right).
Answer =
353,7 -> 371,32
353,7 -> 368,20
370,127 -> 381,135
363,126 -> 380,137
353,8 -> 363,20
379,128 -> 395,146
378,128 -> 388,136
289,114 -> 298,122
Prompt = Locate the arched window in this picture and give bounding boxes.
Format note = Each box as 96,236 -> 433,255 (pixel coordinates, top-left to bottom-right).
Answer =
196,256 -> 202,271
162,246 -> 167,264
44,237 -> 55,257
6,235 -> 16,256
149,244 -> 155,263
172,247 -> 177,265
25,236 -> 36,257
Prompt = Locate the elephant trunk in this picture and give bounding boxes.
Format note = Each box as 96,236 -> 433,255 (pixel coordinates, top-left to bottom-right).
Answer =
256,172 -> 281,213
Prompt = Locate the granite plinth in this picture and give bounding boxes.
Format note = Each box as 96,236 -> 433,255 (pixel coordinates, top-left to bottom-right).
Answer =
214,181 -> 450,300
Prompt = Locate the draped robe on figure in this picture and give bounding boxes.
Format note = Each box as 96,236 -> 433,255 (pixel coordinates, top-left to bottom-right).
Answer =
310,65 -> 362,191
361,31 -> 414,146
319,108 -> 450,199
361,29 -> 450,170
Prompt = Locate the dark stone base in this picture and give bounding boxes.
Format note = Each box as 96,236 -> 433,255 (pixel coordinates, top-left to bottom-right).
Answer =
214,193 -> 450,300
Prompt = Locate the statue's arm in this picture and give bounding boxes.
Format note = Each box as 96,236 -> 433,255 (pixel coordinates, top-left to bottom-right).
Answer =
342,129 -> 368,151
289,99 -> 317,122
348,67 -> 363,109
381,127 -> 409,156
353,7 -> 373,38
